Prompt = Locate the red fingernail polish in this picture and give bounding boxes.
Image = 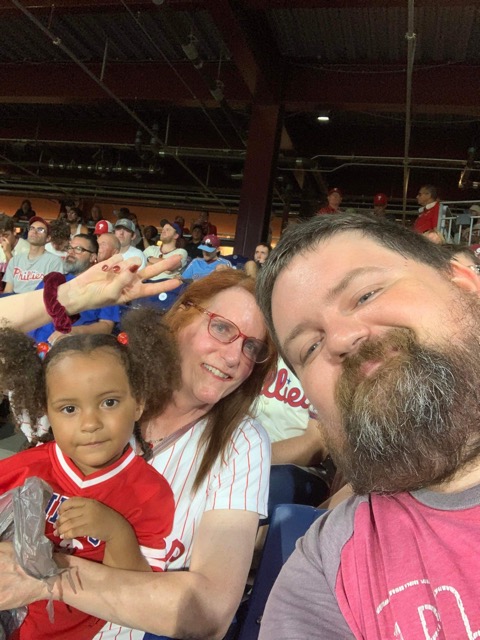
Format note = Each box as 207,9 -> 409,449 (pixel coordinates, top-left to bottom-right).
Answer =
129,264 -> 139,273
101,264 -> 109,272
112,265 -> 121,273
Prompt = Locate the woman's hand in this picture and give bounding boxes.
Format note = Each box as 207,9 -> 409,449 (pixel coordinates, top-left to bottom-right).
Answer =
58,254 -> 183,314
0,542 -> 49,608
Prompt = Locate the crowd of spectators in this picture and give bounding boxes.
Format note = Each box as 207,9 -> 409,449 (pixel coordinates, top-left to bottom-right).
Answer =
1,189 -> 480,639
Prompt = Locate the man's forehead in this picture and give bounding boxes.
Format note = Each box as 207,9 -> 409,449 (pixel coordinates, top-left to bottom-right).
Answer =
271,232 -> 403,301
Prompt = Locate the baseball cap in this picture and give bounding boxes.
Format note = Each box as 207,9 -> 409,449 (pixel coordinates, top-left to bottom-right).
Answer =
163,221 -> 182,237
198,234 -> 220,252
469,204 -> 480,216
114,218 -> 136,233
94,220 -> 114,235
328,187 -> 342,197
374,193 -> 388,207
29,216 -> 50,234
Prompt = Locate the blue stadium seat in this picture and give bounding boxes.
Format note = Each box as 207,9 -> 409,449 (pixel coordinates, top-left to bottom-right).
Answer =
234,504 -> 326,640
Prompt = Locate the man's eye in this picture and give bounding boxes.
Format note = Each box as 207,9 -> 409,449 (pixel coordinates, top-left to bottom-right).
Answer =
357,290 -> 378,305
302,340 -> 322,364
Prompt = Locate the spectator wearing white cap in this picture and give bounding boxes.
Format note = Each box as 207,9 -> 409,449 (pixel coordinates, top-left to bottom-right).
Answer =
317,187 -> 344,215
181,234 -> 230,281
143,221 -> 187,280
114,218 -> 146,269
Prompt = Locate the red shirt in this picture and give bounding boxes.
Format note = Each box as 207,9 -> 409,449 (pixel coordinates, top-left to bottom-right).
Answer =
413,201 -> 440,233
316,206 -> 343,215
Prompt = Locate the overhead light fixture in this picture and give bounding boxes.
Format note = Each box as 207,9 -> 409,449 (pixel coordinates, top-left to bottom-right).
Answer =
317,111 -> 330,123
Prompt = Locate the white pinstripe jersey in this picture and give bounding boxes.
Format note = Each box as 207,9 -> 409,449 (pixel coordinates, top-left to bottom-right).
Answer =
95,416 -> 271,639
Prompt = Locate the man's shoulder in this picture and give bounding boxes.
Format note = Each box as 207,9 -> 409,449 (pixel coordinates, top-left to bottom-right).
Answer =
14,238 -> 30,255
143,245 -> 160,258
171,248 -> 187,257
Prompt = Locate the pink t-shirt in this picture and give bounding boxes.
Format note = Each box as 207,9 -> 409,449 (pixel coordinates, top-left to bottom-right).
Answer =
260,484 -> 480,639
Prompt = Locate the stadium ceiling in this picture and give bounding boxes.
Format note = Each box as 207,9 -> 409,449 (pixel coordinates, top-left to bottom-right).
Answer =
1,0 -> 480,216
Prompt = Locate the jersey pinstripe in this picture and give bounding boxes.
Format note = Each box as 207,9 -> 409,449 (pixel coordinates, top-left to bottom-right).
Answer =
93,416 -> 270,639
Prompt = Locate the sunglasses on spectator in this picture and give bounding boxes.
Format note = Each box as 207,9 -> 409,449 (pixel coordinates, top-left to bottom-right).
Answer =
186,302 -> 269,364
29,225 -> 47,234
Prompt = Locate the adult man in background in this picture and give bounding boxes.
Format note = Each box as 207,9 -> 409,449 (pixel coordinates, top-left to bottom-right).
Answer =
0,214 -> 29,266
245,243 -> 272,279
181,234 -> 230,281
372,192 -> 388,216
2,217 -> 63,294
257,213 -> 480,639
190,211 -> 217,236
255,356 -> 330,509
414,184 -> 444,233
29,234 -> 120,345
185,224 -> 204,260
316,187 -> 344,215
96,232 -> 121,262
144,221 -> 187,280
114,218 -> 146,269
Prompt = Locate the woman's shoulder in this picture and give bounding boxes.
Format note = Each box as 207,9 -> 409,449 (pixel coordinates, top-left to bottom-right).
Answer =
229,416 -> 270,450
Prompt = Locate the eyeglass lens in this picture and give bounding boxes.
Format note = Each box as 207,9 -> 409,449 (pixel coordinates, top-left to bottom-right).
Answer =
67,245 -> 88,254
209,316 -> 268,363
29,226 -> 47,233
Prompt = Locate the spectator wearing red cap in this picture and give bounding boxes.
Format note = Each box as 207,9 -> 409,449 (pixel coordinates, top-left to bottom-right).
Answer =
144,221 -> 187,280
2,216 -> 64,294
317,188 -> 344,215
93,220 -> 114,235
181,234 -> 231,281
373,193 -> 388,217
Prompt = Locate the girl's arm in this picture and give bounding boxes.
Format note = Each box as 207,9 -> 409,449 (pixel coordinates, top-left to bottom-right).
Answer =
55,498 -> 151,572
0,509 -> 259,640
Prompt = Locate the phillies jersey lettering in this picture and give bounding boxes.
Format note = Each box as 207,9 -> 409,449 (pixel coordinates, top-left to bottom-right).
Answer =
261,367 -> 310,409
12,267 -> 46,281
0,442 -> 174,639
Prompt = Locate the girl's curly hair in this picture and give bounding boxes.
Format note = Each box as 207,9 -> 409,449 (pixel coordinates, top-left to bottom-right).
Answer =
0,308 -> 181,447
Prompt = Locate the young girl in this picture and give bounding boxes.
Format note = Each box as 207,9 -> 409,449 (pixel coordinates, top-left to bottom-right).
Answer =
0,309 -> 181,640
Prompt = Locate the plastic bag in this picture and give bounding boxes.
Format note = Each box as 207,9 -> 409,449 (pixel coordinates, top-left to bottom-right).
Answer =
0,477 -> 62,639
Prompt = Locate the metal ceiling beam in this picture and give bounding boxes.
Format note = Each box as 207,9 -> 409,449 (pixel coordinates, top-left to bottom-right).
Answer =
1,61 -> 479,113
241,0 -> 478,8
0,0 -> 472,9
0,62 -> 245,105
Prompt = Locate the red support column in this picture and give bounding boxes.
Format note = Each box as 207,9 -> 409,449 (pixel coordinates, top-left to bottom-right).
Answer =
234,102 -> 283,257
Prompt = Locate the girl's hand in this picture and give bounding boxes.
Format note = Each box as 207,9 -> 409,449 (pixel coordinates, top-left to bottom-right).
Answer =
54,497 -> 131,542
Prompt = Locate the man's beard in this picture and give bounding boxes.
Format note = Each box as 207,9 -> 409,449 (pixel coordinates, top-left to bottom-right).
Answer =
333,321 -> 480,495
64,260 -> 83,275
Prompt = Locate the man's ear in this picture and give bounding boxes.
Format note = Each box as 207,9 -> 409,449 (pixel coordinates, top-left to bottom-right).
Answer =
450,260 -> 480,293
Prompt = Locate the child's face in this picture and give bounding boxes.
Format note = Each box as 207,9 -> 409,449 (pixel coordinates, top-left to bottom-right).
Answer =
46,349 -> 144,476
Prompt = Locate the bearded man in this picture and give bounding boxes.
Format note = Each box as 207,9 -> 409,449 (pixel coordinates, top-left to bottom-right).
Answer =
256,213 -> 480,639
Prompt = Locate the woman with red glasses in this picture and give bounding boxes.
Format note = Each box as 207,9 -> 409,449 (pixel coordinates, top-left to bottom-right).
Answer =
0,269 -> 276,640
